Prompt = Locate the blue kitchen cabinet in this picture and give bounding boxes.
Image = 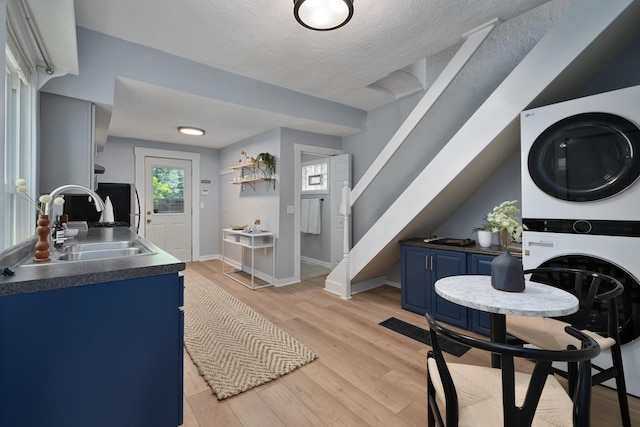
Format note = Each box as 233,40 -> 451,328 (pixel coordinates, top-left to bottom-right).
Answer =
401,246 -> 467,328
401,245 -> 432,314
468,253 -> 495,336
0,273 -> 184,427
431,250 -> 468,328
401,243 -> 503,334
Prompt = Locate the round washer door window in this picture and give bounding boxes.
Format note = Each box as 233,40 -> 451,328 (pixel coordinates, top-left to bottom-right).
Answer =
528,112 -> 640,201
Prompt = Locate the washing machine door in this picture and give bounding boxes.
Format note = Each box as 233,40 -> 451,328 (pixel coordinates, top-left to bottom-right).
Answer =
528,112 -> 640,202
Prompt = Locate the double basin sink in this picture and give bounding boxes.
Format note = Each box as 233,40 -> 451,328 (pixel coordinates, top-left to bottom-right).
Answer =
57,240 -> 153,261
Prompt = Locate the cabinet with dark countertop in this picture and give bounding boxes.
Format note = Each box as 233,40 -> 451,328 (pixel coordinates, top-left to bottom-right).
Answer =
0,228 -> 185,427
401,238 -> 520,335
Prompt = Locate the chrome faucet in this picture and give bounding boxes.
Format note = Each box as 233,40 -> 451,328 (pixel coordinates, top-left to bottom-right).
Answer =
45,185 -> 106,250
45,184 -> 106,214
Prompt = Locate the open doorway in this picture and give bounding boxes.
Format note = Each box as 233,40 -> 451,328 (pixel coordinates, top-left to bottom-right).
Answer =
294,144 -> 350,282
300,153 -> 331,279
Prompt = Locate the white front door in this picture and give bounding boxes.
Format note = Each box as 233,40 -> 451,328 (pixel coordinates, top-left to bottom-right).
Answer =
144,156 -> 192,261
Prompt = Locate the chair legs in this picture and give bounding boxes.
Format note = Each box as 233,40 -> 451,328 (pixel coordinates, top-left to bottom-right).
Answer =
610,344 -> 631,427
569,343 -> 631,427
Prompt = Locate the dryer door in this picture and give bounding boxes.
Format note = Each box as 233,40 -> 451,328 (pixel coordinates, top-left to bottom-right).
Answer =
528,113 -> 640,202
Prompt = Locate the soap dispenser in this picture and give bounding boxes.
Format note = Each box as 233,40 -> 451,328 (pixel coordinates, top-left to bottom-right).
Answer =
53,215 -> 65,248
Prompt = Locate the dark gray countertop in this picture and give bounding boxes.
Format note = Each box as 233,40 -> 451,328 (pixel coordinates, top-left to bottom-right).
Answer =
0,227 -> 185,297
400,237 -> 523,258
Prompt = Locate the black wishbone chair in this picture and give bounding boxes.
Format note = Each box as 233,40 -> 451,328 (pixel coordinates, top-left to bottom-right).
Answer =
505,267 -> 629,427
425,312 -> 600,427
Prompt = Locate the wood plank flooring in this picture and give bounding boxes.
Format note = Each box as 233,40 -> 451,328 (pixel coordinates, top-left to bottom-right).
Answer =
182,260 -> 639,426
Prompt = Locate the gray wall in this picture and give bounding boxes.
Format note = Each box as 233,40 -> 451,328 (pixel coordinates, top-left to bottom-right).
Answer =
217,128 -> 340,281
29,0 -> 640,284
342,0 -> 574,245
42,27 -> 365,135
218,129 -> 281,276
280,129 -> 341,278
383,34 -> 640,285
96,137 -> 220,257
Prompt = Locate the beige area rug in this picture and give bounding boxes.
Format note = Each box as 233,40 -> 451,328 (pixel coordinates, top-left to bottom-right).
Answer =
182,269 -> 318,400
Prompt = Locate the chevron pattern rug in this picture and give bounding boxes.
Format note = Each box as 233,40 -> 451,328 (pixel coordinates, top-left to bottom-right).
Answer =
182,269 -> 317,400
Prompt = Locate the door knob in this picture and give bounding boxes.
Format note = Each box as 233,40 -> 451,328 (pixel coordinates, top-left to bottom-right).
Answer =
147,218 -> 151,224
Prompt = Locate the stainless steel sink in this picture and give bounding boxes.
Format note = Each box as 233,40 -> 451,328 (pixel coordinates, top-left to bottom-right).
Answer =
55,240 -> 153,261
17,239 -> 155,266
63,241 -> 144,252
58,247 -> 150,261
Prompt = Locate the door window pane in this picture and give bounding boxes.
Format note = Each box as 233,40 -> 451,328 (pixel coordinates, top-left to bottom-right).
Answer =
152,167 -> 185,214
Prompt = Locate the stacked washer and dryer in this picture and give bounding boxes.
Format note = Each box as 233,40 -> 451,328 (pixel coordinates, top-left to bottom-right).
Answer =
520,85 -> 640,397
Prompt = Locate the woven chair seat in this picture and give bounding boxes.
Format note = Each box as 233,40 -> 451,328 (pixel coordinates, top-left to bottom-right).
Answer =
507,315 -> 616,351
428,359 -> 573,426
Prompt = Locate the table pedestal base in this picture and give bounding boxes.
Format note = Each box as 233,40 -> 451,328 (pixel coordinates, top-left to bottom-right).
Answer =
490,313 -> 506,368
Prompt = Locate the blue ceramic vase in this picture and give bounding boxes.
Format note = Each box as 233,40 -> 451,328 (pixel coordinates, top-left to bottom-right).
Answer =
491,250 -> 525,292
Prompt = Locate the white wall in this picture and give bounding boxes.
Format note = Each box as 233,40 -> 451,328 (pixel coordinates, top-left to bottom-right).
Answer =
0,0 -> 7,248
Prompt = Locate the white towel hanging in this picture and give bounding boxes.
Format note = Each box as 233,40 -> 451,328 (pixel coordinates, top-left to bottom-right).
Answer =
307,199 -> 321,234
300,199 -> 310,233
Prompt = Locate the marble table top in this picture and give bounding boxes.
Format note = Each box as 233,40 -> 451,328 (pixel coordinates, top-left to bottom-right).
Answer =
435,275 -> 579,317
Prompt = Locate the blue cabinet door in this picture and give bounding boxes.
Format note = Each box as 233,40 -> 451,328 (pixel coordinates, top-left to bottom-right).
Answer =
431,250 -> 468,328
401,245 -> 431,314
468,254 -> 494,335
0,273 -> 184,427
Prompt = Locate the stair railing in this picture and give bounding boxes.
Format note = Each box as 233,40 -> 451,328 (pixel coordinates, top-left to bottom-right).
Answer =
330,19 -> 499,299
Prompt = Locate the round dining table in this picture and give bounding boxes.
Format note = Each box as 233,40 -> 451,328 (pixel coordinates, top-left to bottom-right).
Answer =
435,275 -> 579,367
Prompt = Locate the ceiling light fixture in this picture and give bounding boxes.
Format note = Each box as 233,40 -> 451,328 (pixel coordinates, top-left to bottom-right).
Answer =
178,126 -> 205,136
294,0 -> 354,31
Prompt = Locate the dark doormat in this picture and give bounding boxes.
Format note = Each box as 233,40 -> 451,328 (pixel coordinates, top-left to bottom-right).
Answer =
379,317 -> 470,357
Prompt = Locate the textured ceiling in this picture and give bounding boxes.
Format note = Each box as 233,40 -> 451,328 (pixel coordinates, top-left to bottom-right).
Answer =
70,0 -> 553,148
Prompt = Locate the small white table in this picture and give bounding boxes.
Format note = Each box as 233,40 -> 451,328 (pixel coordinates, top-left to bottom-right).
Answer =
435,275 -> 579,367
221,229 -> 276,290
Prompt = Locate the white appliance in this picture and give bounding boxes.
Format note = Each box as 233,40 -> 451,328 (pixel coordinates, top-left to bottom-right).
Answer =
521,85 -> 640,222
522,231 -> 640,397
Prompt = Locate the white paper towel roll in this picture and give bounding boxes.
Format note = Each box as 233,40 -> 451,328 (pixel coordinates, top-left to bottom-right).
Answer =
99,196 -> 115,223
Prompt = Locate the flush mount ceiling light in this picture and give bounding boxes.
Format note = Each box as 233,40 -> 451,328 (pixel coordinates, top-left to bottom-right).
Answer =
294,0 -> 354,31
178,126 -> 205,136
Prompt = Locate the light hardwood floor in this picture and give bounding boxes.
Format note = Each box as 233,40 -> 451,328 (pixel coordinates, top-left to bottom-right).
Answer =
182,260 -> 639,426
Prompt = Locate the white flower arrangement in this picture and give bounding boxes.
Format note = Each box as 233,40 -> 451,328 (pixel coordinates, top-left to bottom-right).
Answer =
15,178 -> 64,216
475,200 -> 527,244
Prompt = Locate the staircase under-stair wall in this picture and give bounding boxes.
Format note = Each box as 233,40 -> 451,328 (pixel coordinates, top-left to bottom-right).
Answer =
326,0 -> 640,298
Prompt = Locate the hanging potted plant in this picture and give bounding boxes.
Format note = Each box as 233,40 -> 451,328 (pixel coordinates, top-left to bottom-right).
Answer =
254,152 -> 276,178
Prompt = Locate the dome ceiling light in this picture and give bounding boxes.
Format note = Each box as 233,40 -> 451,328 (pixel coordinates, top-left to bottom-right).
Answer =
293,0 -> 354,31
178,126 -> 205,136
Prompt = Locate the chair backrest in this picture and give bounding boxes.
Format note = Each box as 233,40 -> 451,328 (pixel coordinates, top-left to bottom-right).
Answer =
426,312 -> 600,426
525,267 -> 624,339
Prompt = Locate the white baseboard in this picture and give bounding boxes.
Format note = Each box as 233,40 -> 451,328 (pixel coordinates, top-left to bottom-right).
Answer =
201,254 -> 400,295
385,280 -> 401,289
273,276 -> 299,287
351,275 -> 388,295
300,256 -> 331,268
